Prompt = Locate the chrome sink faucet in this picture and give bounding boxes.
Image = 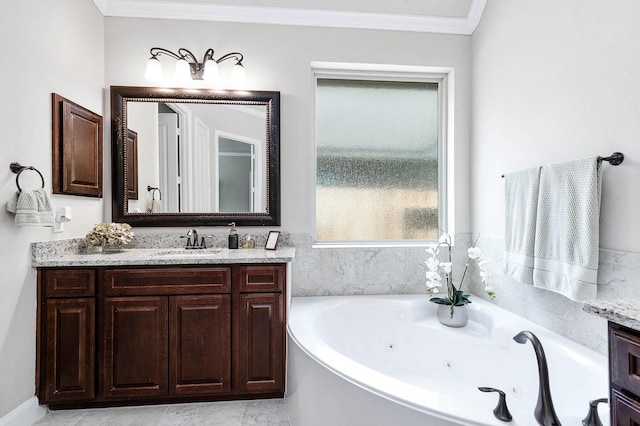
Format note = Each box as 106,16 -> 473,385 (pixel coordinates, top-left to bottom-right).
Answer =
513,330 -> 561,426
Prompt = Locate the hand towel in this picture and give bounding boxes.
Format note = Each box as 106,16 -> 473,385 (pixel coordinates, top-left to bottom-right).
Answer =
7,189 -> 54,227
533,157 -> 601,301
147,199 -> 163,213
6,191 -> 19,213
504,167 -> 541,285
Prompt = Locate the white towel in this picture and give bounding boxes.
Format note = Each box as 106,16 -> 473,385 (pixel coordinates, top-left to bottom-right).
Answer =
533,157 -> 601,301
147,199 -> 163,213
6,189 -> 54,227
504,167 -> 541,285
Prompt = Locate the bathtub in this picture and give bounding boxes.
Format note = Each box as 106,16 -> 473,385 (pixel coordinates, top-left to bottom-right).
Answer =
286,295 -> 609,426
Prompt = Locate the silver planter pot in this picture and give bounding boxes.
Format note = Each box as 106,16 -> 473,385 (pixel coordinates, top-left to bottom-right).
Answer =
436,304 -> 469,328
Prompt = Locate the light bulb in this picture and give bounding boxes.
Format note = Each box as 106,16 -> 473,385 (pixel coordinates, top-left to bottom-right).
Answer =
174,58 -> 192,83
144,57 -> 163,82
202,59 -> 220,83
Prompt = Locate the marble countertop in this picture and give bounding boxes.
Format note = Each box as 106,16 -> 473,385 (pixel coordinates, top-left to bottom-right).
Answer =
583,299 -> 640,331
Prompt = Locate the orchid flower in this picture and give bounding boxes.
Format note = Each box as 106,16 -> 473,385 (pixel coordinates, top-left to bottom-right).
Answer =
425,234 -> 495,303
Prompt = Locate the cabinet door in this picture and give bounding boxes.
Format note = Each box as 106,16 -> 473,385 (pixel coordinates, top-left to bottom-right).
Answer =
102,297 -> 168,399
169,295 -> 231,395
611,390 -> 640,425
43,298 -> 95,402
234,293 -> 284,394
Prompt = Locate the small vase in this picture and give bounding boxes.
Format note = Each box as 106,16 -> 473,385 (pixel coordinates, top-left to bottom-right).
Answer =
437,304 -> 469,328
101,239 -> 123,253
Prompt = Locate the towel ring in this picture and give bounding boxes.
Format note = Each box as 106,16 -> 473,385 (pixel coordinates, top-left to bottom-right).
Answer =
147,185 -> 162,200
10,162 -> 45,192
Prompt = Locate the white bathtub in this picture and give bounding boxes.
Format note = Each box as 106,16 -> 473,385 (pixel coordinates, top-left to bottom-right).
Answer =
286,295 -> 609,426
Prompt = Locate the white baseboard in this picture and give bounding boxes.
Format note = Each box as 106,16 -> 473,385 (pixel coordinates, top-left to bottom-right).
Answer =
0,397 -> 47,426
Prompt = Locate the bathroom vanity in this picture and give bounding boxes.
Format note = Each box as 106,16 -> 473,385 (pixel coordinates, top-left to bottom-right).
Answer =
584,299 -> 640,424
33,245 -> 294,409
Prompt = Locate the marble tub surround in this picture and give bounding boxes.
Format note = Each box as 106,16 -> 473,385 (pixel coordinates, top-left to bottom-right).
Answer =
287,233 -> 473,296
463,235 -> 640,355
583,299 -> 640,331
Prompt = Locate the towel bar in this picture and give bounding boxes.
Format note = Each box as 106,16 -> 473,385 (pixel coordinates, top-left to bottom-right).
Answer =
597,152 -> 624,165
501,152 -> 624,178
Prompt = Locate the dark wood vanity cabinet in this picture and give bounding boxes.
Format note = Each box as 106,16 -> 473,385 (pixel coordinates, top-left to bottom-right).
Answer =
38,269 -> 96,403
234,265 -> 285,394
37,264 -> 286,408
609,322 -> 640,424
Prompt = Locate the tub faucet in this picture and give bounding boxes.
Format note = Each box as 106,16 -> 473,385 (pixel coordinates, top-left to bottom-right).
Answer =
513,331 -> 561,426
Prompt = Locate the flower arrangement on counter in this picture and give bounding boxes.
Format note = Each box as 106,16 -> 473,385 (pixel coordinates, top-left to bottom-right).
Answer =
86,222 -> 134,247
425,234 -> 495,306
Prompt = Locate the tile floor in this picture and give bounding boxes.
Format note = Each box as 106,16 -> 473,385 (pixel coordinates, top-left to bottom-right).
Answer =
32,398 -> 291,426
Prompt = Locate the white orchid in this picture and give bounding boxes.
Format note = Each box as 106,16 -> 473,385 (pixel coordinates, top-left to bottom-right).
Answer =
425,234 -> 496,303
426,270 -> 442,282
425,244 -> 439,255
468,246 -> 482,259
425,257 -> 440,271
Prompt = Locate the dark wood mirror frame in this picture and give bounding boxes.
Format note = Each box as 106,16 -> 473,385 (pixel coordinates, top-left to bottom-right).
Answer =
111,86 -> 280,227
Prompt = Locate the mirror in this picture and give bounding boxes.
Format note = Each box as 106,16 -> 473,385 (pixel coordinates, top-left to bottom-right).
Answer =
111,86 -> 280,226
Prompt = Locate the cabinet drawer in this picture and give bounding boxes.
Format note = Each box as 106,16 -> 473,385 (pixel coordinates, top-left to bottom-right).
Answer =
235,265 -> 285,293
612,390 -> 640,424
611,324 -> 640,396
102,267 -> 231,296
41,269 -> 95,297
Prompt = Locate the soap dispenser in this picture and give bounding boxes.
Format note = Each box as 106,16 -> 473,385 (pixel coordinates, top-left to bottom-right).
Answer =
228,222 -> 239,249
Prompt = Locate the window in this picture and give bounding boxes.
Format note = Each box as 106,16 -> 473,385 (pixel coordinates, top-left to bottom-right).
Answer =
313,64 -> 451,245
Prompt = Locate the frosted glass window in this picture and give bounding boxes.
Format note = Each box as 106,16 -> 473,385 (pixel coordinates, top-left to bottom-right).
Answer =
316,79 -> 440,242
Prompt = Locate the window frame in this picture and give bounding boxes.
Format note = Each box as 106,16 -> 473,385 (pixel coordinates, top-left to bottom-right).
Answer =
311,62 -> 454,248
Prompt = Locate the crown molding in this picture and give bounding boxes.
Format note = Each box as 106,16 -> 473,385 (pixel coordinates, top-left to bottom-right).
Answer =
94,0 -> 486,35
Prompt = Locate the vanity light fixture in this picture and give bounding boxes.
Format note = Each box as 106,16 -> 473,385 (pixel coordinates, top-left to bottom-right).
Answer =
144,47 -> 245,86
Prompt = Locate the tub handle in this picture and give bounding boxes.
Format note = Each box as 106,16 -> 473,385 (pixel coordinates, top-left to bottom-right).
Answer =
581,398 -> 607,426
478,387 -> 513,422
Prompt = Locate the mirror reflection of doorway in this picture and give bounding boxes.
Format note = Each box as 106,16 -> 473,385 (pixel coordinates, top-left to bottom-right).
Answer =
158,105 -> 180,212
218,137 -> 254,212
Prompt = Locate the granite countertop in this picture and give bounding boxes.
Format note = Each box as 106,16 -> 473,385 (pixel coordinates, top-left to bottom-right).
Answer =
32,236 -> 295,268
583,299 -> 640,331
32,247 -> 296,267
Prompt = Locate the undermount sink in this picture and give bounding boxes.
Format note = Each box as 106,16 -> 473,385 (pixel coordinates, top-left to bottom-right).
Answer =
150,248 -> 223,258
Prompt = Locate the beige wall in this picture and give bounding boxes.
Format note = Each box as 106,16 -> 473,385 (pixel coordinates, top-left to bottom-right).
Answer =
104,18 -> 473,237
0,0 -> 104,417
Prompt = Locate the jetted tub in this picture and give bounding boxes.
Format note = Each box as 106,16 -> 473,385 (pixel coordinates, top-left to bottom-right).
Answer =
286,295 -> 609,425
